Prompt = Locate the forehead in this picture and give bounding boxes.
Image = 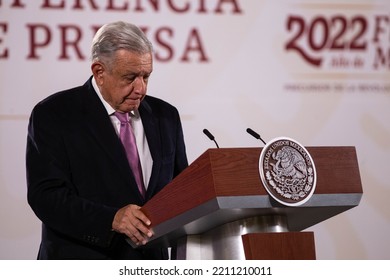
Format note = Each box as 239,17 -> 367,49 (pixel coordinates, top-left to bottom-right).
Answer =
113,49 -> 153,73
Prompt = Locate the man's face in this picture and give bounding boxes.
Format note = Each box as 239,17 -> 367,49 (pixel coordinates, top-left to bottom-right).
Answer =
93,49 -> 153,113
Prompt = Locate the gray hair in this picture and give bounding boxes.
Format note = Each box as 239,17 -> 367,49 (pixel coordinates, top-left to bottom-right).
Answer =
91,21 -> 153,68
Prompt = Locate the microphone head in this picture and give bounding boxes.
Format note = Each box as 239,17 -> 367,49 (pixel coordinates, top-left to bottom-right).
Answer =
246,128 -> 260,139
246,128 -> 266,145
203,129 -> 215,140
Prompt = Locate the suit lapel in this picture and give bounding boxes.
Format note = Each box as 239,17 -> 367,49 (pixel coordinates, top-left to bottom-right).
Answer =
139,99 -> 162,199
81,79 -> 140,195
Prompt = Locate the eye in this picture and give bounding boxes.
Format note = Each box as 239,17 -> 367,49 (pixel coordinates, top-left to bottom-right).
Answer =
124,75 -> 136,83
143,75 -> 150,82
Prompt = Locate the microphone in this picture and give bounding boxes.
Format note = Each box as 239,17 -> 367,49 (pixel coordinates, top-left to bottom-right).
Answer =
246,128 -> 266,145
203,129 -> 219,148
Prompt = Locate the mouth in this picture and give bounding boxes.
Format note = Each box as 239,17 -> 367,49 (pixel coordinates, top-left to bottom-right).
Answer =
121,97 -> 142,110
123,97 -> 138,103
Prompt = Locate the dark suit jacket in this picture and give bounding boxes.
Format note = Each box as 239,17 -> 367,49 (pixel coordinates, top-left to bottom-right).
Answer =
26,77 -> 188,259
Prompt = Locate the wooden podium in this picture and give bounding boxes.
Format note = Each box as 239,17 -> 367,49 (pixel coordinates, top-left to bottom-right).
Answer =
137,147 -> 363,260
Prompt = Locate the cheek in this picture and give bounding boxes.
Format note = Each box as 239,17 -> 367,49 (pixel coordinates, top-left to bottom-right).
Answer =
101,83 -> 120,103
115,84 -> 134,101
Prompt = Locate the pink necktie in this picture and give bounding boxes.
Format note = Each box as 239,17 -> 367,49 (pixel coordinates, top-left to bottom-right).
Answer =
114,112 -> 145,197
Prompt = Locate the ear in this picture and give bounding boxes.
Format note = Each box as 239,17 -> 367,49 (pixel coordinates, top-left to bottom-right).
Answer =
91,62 -> 105,85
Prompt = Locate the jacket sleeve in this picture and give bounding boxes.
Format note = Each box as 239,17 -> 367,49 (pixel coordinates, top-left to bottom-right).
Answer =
26,102 -> 117,248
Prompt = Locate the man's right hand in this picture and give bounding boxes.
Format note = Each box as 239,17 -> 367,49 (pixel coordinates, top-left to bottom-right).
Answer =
112,204 -> 153,245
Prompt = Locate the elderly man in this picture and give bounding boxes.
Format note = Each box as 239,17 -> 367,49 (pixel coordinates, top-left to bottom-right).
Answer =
26,21 -> 188,259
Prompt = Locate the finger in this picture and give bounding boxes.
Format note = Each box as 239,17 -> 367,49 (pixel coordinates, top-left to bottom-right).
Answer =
125,223 -> 150,245
131,229 -> 149,245
126,206 -> 153,243
130,216 -> 153,239
128,232 -> 142,246
132,207 -> 151,227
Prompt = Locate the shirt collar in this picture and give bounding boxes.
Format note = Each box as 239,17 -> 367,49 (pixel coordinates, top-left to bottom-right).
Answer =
92,76 -> 139,118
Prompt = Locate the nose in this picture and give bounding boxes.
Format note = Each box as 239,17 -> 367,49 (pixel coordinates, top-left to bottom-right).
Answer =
132,77 -> 146,95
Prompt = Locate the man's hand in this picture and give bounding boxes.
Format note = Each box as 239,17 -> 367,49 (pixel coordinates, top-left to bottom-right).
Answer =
112,204 -> 153,245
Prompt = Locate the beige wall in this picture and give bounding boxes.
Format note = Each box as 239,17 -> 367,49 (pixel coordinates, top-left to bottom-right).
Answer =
1,0 -> 389,259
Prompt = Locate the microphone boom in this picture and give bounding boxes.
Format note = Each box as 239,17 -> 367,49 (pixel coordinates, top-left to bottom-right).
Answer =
203,129 -> 219,148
